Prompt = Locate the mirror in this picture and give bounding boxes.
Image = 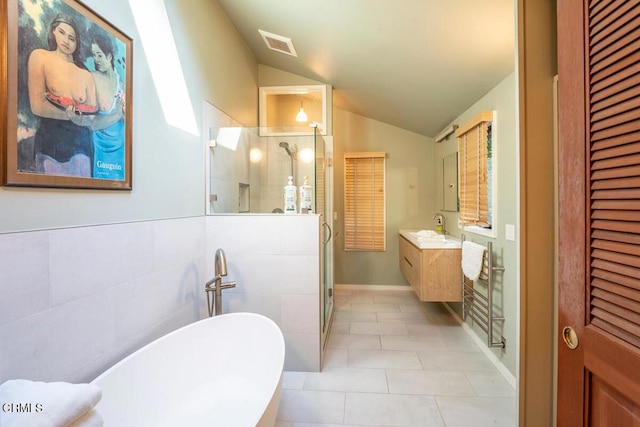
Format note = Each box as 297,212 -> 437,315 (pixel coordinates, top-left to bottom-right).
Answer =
259,85 -> 327,136
443,152 -> 459,211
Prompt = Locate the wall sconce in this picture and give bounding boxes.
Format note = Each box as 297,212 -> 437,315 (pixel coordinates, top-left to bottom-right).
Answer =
434,124 -> 459,143
249,148 -> 263,163
295,97 -> 308,122
300,147 -> 314,163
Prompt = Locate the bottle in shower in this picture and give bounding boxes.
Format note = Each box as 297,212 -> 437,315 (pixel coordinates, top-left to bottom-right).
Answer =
284,176 -> 297,214
299,176 -> 313,213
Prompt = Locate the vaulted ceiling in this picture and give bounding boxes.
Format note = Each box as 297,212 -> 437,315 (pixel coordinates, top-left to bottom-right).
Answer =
216,0 -> 515,138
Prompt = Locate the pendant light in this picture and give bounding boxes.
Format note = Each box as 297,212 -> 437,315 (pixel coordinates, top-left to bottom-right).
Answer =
295,96 -> 308,122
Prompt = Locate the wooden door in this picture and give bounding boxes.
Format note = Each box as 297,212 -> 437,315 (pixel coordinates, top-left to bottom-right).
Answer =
557,0 -> 640,425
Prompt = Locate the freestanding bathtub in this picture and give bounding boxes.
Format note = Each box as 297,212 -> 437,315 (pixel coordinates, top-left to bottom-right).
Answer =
92,312 -> 285,426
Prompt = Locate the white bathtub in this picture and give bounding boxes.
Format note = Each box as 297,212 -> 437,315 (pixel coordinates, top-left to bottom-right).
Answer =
92,313 -> 285,426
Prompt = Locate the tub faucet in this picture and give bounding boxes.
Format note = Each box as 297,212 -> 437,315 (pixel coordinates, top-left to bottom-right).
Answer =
433,213 -> 447,235
205,248 -> 236,316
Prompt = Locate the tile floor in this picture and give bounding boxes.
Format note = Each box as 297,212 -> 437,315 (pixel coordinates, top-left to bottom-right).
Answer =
275,287 -> 516,427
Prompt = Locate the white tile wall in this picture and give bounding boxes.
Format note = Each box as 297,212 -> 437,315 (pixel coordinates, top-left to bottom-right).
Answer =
48,222 -> 155,306
207,214 -> 321,371
0,214 -> 322,383
0,217 -> 206,384
0,232 -> 50,326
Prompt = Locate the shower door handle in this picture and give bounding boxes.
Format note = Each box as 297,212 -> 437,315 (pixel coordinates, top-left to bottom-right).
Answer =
322,222 -> 332,245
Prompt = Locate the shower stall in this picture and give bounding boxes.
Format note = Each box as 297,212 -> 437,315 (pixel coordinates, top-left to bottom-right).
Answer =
204,101 -> 334,357
205,123 -> 320,214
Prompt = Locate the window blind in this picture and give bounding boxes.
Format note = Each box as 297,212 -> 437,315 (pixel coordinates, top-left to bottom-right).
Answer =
457,117 -> 492,228
344,152 -> 386,251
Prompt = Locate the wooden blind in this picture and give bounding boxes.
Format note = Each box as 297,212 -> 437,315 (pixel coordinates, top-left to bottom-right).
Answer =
588,0 -> 640,349
456,112 -> 492,228
344,152 -> 386,251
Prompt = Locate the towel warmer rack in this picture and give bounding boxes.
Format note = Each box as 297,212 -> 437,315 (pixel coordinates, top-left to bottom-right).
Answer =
461,236 -> 505,348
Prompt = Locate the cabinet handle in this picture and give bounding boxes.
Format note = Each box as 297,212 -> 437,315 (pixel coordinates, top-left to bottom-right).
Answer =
403,256 -> 413,268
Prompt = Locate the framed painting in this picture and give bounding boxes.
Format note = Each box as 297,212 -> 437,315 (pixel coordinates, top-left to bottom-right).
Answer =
1,0 -> 133,189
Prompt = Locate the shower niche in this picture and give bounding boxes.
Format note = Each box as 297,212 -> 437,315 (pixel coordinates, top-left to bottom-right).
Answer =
204,101 -> 327,215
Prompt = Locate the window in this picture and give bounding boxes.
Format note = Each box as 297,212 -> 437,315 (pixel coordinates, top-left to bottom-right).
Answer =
344,152 -> 386,251
456,111 -> 495,234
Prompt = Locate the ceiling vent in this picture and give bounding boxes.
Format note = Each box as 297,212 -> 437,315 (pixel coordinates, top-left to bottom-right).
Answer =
258,29 -> 298,57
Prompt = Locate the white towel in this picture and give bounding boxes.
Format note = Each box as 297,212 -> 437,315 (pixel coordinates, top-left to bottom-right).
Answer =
69,408 -> 103,427
0,379 -> 102,427
462,240 -> 486,281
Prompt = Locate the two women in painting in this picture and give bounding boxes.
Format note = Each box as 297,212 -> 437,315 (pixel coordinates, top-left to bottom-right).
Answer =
27,12 -> 124,179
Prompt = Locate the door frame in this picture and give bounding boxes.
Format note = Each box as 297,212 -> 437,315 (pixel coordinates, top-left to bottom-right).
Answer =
517,0 -> 557,425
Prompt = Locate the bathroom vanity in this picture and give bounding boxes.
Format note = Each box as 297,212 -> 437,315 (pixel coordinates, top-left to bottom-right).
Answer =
398,230 -> 462,302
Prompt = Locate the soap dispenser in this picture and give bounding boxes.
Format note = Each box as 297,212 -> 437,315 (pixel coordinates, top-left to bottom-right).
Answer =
299,176 -> 313,213
284,176 -> 297,214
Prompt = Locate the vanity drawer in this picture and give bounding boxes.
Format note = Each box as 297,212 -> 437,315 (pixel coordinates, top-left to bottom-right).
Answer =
422,248 -> 462,301
399,236 -> 422,295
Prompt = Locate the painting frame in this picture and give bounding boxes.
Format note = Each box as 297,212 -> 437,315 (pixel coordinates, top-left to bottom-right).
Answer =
1,0 -> 133,190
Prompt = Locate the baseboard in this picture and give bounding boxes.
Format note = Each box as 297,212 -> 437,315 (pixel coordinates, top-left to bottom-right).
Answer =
442,302 -> 517,389
335,284 -> 414,292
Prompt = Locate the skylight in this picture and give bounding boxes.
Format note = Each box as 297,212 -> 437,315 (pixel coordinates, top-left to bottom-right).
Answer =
129,0 -> 199,136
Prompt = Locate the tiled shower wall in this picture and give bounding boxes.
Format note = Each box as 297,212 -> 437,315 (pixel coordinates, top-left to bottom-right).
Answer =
0,214 -> 321,384
206,214 -> 321,371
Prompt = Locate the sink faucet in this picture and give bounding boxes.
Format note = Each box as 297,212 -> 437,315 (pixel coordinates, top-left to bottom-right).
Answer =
204,248 -> 236,316
433,213 -> 447,235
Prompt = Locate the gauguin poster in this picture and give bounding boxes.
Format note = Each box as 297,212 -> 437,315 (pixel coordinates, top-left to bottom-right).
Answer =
16,0 -> 129,182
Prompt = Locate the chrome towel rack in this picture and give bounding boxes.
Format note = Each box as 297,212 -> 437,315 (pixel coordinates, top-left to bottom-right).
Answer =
461,235 -> 505,348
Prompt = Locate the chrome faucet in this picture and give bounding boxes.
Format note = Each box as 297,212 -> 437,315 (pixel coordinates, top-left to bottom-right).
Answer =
433,213 -> 447,235
204,248 -> 236,316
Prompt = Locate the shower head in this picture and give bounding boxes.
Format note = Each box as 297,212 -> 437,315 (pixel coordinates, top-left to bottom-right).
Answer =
279,141 -> 292,157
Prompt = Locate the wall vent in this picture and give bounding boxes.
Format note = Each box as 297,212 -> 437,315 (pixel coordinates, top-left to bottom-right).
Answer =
258,29 -> 298,57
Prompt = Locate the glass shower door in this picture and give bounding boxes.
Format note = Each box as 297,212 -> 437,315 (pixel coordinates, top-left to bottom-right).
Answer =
315,129 -> 334,351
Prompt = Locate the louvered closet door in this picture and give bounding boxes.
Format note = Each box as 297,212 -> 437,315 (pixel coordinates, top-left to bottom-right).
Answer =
558,0 -> 640,425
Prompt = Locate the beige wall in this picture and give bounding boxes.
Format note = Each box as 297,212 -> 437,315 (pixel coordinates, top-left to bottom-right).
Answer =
436,73 -> 519,377
333,108 -> 434,285
0,0 -> 258,234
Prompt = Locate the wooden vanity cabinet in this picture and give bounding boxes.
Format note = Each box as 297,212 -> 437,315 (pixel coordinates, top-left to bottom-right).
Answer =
399,236 -> 462,302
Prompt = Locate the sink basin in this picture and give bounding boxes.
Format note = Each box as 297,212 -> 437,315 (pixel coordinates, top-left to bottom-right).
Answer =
409,230 -> 447,242
399,229 -> 461,249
